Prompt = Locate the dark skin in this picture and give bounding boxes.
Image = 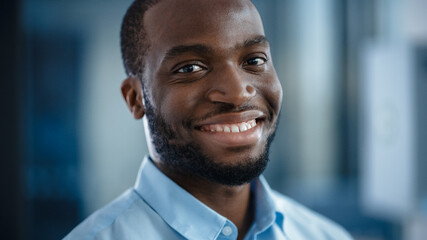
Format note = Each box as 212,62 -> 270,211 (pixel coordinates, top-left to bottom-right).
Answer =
121,0 -> 282,239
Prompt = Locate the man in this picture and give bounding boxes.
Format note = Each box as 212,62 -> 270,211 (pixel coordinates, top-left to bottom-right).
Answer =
65,0 -> 353,239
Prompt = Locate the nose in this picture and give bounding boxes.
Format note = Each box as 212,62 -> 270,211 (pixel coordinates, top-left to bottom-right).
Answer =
206,64 -> 256,106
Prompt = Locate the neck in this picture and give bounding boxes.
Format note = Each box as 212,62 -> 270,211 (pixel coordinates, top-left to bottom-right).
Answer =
156,162 -> 255,239
189,179 -> 254,239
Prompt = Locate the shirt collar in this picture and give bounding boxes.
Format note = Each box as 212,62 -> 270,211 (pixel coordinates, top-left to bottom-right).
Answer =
133,156 -> 285,239
251,175 -> 285,234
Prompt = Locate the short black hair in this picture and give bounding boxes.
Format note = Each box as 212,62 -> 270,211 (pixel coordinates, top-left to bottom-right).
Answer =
120,0 -> 161,79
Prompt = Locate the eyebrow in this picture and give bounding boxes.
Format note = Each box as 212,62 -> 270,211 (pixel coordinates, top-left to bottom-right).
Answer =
163,44 -> 214,62
238,35 -> 269,49
162,35 -> 269,62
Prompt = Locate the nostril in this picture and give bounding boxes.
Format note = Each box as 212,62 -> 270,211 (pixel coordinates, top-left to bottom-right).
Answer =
246,85 -> 255,93
245,85 -> 256,98
205,74 -> 256,105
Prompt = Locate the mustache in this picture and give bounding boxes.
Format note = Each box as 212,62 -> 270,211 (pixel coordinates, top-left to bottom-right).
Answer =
184,102 -> 271,129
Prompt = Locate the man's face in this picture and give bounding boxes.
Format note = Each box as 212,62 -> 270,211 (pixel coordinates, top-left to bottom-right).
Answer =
142,0 -> 282,185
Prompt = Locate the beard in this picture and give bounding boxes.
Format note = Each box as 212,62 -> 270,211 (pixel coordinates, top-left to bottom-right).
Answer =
143,93 -> 277,186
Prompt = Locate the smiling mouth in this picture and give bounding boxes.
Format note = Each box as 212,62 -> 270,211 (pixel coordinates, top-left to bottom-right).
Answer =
194,117 -> 264,147
191,109 -> 267,147
198,119 -> 258,133
193,110 -> 266,134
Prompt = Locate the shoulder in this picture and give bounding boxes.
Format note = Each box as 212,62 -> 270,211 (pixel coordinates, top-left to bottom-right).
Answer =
63,188 -> 146,240
271,191 -> 353,240
64,188 -> 183,240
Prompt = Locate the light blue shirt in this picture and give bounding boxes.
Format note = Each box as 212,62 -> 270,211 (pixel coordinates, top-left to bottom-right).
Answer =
64,157 -> 353,240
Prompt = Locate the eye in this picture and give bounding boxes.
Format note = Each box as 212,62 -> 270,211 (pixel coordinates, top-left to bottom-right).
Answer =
245,57 -> 266,66
176,64 -> 203,73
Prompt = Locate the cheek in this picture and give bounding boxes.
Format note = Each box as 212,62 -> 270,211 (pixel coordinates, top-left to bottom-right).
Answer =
271,79 -> 283,112
257,75 -> 283,114
156,86 -> 202,133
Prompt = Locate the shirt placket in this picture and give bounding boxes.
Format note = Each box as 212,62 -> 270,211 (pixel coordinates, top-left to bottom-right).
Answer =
216,220 -> 238,240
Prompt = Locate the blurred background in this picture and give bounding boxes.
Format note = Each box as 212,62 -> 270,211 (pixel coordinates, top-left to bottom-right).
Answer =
1,0 -> 426,239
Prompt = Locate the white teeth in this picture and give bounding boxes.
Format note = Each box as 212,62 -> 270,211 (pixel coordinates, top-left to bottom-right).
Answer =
240,123 -> 248,132
200,119 -> 258,133
231,125 -> 239,133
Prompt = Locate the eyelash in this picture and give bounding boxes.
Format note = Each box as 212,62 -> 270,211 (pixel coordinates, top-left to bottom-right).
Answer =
244,56 -> 267,66
175,64 -> 204,73
173,55 -> 268,74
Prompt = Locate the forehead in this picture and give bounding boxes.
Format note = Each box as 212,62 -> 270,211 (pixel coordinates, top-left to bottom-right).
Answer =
144,0 -> 265,51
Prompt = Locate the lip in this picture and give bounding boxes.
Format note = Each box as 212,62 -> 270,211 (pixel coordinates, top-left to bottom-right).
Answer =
193,110 -> 266,147
194,110 -> 266,127
194,121 -> 263,147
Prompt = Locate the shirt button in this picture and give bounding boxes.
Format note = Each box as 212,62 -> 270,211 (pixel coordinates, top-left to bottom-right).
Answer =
222,226 -> 233,236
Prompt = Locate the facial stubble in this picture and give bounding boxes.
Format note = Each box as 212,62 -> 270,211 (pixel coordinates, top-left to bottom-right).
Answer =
143,91 -> 277,186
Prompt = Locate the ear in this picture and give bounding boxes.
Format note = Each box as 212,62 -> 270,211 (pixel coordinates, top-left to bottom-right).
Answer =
121,77 -> 145,119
